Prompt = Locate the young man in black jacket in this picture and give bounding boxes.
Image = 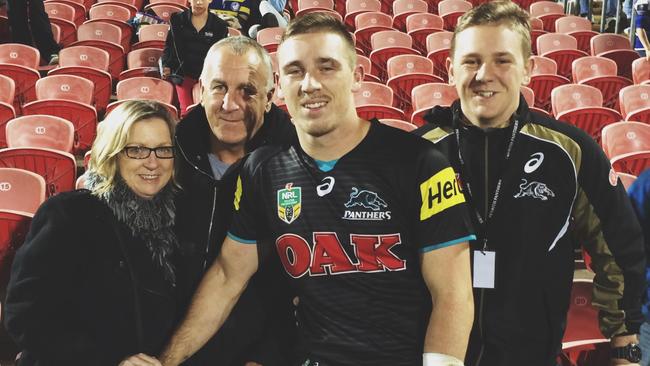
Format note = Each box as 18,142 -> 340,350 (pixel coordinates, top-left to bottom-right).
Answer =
414,2 -> 646,365
174,36 -> 296,366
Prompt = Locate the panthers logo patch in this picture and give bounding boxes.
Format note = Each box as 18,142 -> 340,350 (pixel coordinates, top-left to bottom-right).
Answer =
513,179 -> 555,201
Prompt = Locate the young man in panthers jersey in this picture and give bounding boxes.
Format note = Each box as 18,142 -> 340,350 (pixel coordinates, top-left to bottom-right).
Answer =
160,13 -> 475,366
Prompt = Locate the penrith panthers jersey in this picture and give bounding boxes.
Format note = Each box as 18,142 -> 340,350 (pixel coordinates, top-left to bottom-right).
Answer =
228,121 -> 475,366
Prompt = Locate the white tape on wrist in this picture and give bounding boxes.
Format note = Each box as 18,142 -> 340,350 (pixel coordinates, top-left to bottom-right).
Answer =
423,353 -> 465,366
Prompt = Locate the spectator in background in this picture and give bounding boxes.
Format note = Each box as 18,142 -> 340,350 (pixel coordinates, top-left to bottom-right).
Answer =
248,0 -> 288,38
7,0 -> 60,64
633,0 -> 650,58
628,169 -> 650,366
210,0 -> 258,35
162,0 -> 229,117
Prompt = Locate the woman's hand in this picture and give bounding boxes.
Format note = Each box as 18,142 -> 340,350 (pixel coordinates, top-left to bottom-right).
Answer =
119,353 -> 162,366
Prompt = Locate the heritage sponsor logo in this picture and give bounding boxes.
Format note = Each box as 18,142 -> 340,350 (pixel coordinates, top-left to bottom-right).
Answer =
420,167 -> 465,220
277,183 -> 301,224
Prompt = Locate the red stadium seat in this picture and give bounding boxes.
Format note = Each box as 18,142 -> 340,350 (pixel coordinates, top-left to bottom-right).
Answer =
145,3 -> 185,22
617,172 -> 638,189
45,0 -> 76,22
392,0 -> 428,31
132,24 -> 169,50
531,55 -> 558,75
537,33 -> 588,80
591,34 -> 640,80
529,1 -> 565,32
556,107 -> 622,141
35,74 -> 95,106
530,16 -> 544,30
410,82 -> 457,126
521,86 -> 535,107
0,209 -> 33,289
22,100 -> 98,154
581,77 -> 631,113
555,16 -> 597,54
353,13 -> 394,56
354,82 -> 405,120
551,84 -> 603,116
48,66 -> 112,116
149,0 -> 187,5
632,58 -> 650,85
406,13 -> 444,54
438,0 -> 472,30
115,76 -> 174,103
530,29 -> 547,55
0,44 -> 41,111
386,54 -> 442,115
89,2 -> 135,21
6,115 -> 75,153
0,147 -> 77,196
0,75 -> 16,148
59,45 -> 111,71
529,74 -> 570,113
344,0 -> 381,30
572,56 -> 617,82
71,22 -> 125,80
620,84 -> 650,123
50,23 -> 62,45
0,167 -> 45,213
369,30 -> 418,82
601,121 -> 650,159
45,0 -> 86,26
83,18 -> 133,53
44,0 -> 78,45
357,54 -> 381,82
426,30 -> 453,81
119,47 -> 163,81
378,118 -> 417,131
298,0 -> 334,10
257,27 -> 284,53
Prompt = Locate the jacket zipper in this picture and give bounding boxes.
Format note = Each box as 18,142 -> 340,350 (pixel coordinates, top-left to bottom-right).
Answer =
475,133 -> 489,366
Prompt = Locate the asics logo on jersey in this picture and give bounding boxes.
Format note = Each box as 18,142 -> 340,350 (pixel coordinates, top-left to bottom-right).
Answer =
513,179 -> 555,201
524,152 -> 544,173
344,187 -> 387,211
316,176 -> 335,197
276,232 -> 406,278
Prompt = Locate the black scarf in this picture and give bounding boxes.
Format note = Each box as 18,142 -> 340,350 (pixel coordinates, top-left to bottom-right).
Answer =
86,172 -> 180,286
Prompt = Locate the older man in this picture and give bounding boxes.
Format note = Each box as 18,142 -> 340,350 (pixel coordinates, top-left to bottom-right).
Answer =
174,36 -> 295,366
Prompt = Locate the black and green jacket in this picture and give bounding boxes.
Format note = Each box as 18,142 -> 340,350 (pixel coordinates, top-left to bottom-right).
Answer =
415,96 -> 646,366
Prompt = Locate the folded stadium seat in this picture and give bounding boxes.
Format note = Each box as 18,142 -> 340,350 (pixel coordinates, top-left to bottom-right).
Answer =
410,82 -> 457,126
96,0 -> 143,12
0,167 -> 45,213
50,45 -> 112,114
530,16 -> 543,30
0,147 -> 77,196
353,81 -> 405,120
529,74 -> 570,113
425,30 -> 453,82
357,54 -> 381,82
531,55 -> 558,76
386,54 -> 442,118
84,18 -> 133,54
51,23 -> 62,45
257,27 -> 284,53
107,76 -> 178,117
520,85 -> 550,116
529,28 -> 547,55
0,75 -> 16,148
88,2 -> 137,51
149,0 -> 188,6
529,0 -> 565,32
392,0 -> 428,32
406,13 -> 443,55
70,22 -> 125,81
132,23 -> 169,50
555,16 -> 598,55
369,30 -> 418,83
438,0 -> 472,31
559,277 -> 610,366
184,81 -> 202,113
44,2 -> 78,46
343,0 -> 381,31
35,74 -> 95,106
601,121 -> 650,175
144,3 -> 185,22
119,47 -> 163,81
591,34 -> 641,81
0,44 -> 41,113
572,56 -> 632,113
537,33 -> 588,81
83,150 -> 91,170
295,0 -> 334,17
353,12 -> 394,56
619,84 -> 650,123
378,118 -> 417,131
6,115 -> 75,153
551,84 -> 621,141
632,58 -> 650,85
44,0 -> 87,26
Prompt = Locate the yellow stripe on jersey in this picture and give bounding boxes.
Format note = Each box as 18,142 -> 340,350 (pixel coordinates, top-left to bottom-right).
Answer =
234,175 -> 243,211
420,167 -> 465,220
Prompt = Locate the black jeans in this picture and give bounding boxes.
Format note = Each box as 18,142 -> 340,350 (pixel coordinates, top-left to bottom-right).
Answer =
7,0 -> 60,58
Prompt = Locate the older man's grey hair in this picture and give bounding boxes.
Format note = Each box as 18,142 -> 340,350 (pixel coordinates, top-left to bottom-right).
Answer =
200,36 -> 275,91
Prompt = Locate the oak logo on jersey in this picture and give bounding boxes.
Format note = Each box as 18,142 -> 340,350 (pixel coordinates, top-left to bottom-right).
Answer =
343,187 -> 391,221
278,183 -> 302,224
420,167 -> 465,220
275,232 -> 406,278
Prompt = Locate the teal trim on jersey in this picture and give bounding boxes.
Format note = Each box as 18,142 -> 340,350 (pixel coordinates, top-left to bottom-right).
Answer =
227,232 -> 257,245
315,159 -> 338,172
421,234 -> 476,253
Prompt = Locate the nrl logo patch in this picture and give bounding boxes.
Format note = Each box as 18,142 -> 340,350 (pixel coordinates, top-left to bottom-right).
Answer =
513,179 -> 555,201
278,183 -> 301,224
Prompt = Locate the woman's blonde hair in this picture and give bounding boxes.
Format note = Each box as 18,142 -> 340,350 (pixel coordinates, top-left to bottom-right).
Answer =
87,100 -> 177,197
